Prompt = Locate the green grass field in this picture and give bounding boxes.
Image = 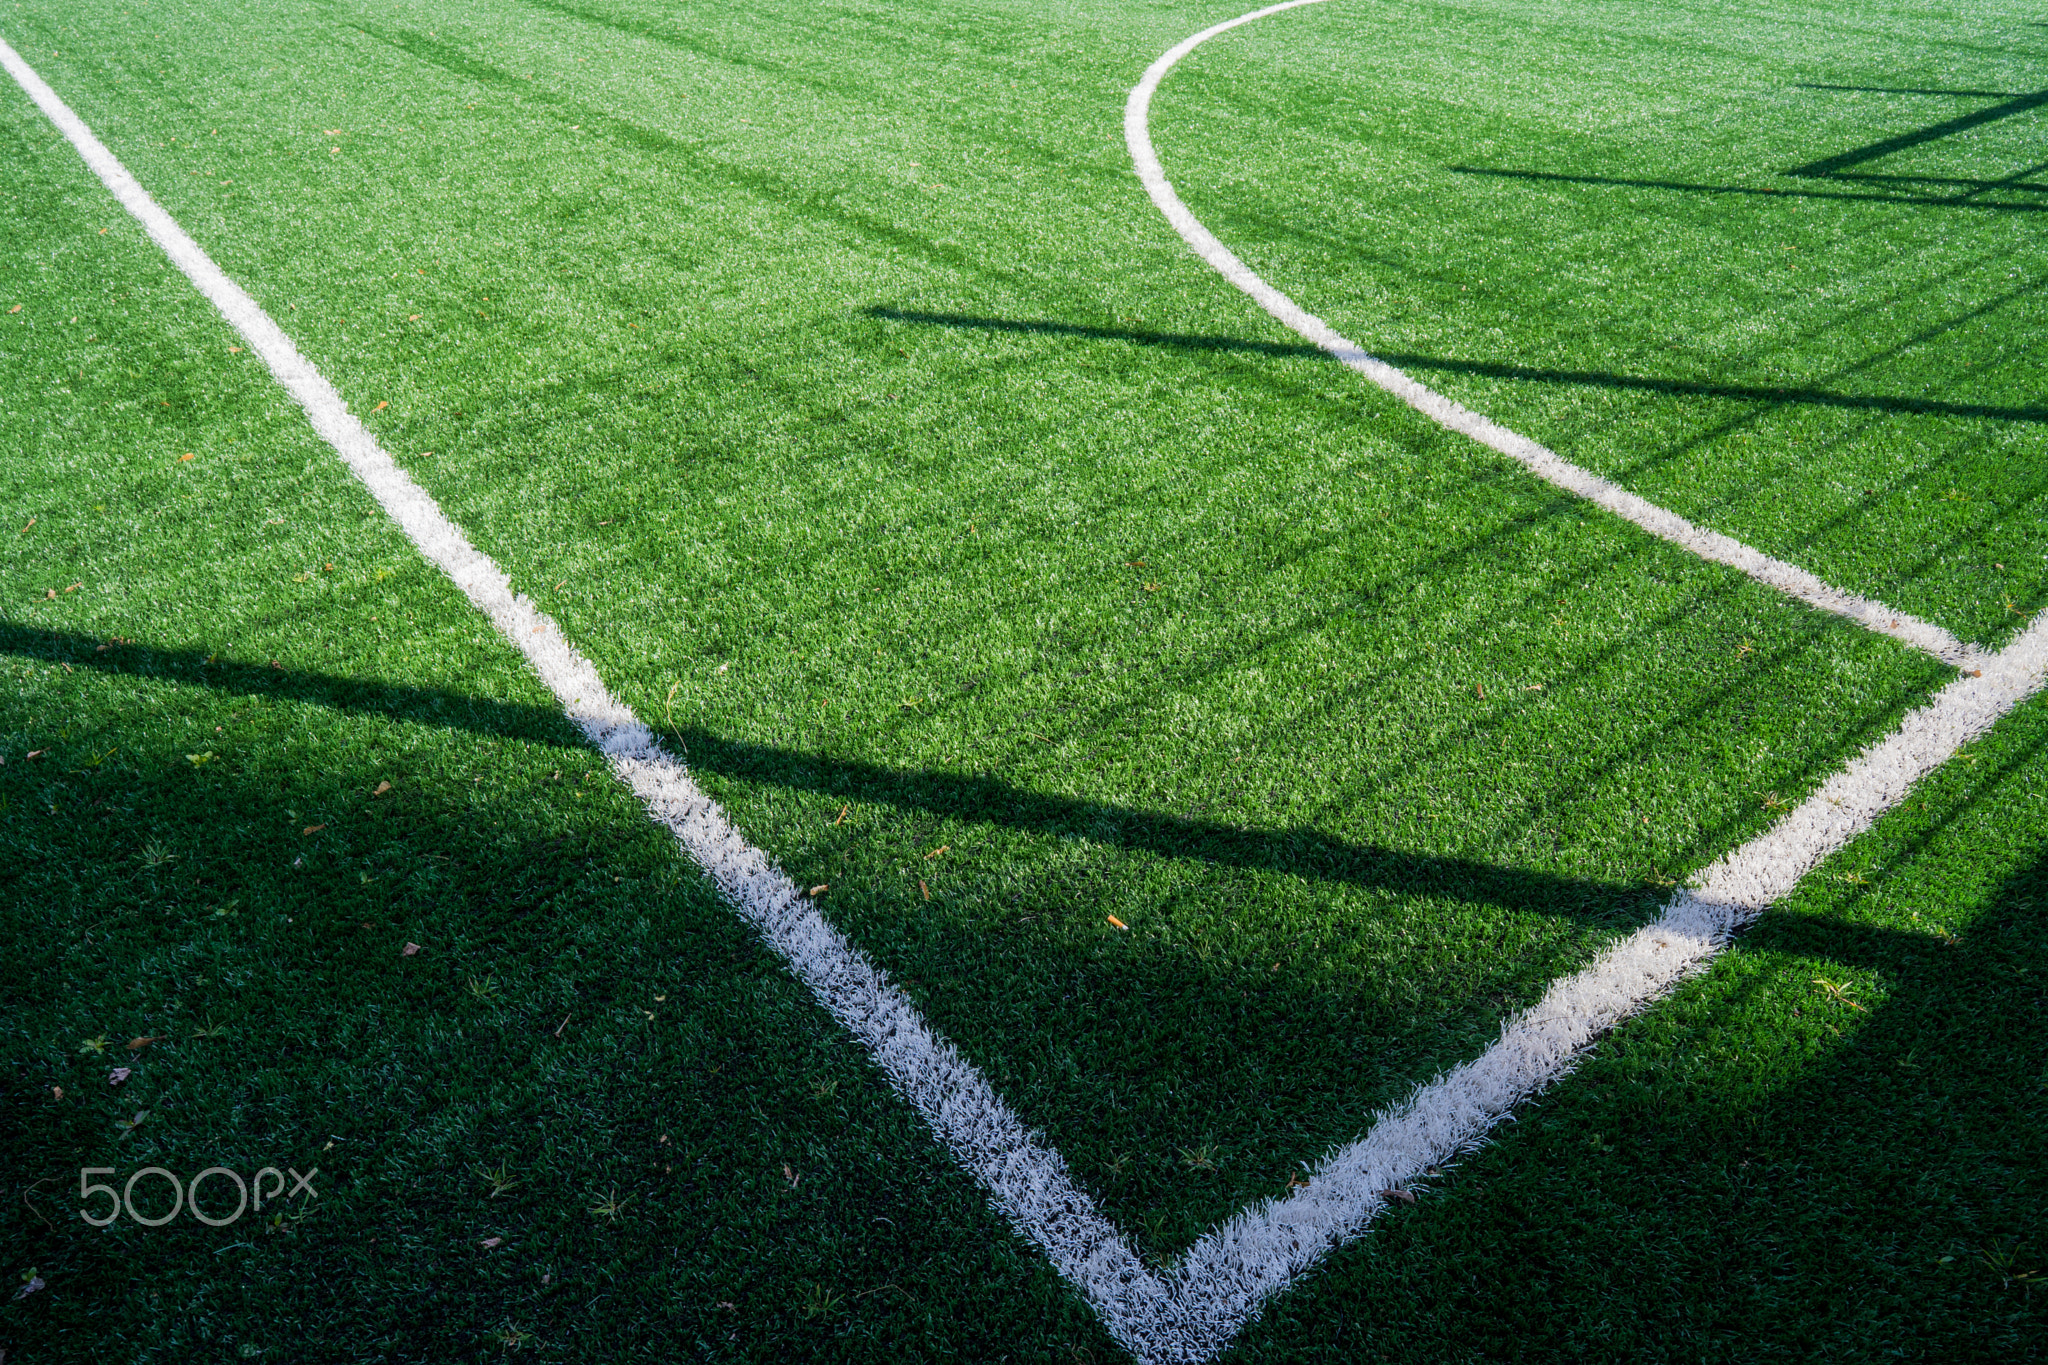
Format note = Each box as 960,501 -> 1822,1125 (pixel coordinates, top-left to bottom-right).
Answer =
2,0 -> 2043,1359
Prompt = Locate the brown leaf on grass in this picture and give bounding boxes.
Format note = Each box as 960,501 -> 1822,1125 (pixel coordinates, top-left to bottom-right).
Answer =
480,1237 -> 503,1250
782,1164 -> 799,1188
302,824 -> 325,836
51,1086 -> 63,1101
919,879 -> 930,901
178,453 -> 196,463
924,845 -> 949,860
1380,1187 -> 1417,1205
127,1036 -> 159,1052
26,750 -> 45,760
807,884 -> 827,898
7,304 -> 20,313
402,942 -> 422,957
373,781 -> 392,797
108,1067 -> 131,1087
372,401 -> 388,412
18,517 -> 32,532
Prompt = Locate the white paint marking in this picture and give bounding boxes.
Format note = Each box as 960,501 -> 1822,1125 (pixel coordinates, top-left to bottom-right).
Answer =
0,25 -> 1181,1352
1162,612 -> 2046,1346
1124,0 -> 1984,670
10,29 -> 2043,1365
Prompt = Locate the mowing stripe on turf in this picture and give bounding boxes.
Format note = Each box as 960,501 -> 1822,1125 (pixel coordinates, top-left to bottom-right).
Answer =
10,29 -> 2044,1365
1124,0 -> 1985,670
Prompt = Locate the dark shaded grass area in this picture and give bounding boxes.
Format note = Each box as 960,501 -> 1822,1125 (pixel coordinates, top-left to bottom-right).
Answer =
1233,695 -> 2048,1363
0,636 -> 1111,1364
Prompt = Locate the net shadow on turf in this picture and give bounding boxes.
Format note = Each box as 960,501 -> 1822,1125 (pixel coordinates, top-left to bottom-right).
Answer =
862,301 -> 2048,648
1453,81 -> 2048,213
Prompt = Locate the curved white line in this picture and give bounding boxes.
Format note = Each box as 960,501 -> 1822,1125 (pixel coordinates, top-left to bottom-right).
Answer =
1124,1 -> 1982,670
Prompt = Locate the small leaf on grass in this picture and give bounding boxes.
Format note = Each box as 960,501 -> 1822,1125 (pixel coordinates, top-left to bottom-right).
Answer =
178,452 -> 196,463
480,1237 -> 503,1250
78,1035 -> 107,1054
782,1164 -> 799,1188
402,942 -> 421,957
807,884 -> 828,898
302,824 -> 325,836
108,1067 -> 131,1087
1106,914 -> 1127,930
115,1109 -> 149,1134
1380,1187 -> 1417,1205
919,879 -> 930,901
228,345 -> 242,354
373,780 -> 391,796
12,1274 -> 45,1300
924,845 -> 948,859
7,304 -> 20,314
372,401 -> 387,412
18,517 -> 32,532
51,1086 -> 63,1101
128,1036 -> 159,1052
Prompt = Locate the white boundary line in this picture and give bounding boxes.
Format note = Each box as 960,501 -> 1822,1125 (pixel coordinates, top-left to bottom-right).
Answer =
1124,0 -> 1985,670
0,24 -> 1185,1352
8,29 -> 2044,1365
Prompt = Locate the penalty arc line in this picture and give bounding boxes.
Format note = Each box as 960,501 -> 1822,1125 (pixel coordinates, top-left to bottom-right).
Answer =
7,26 -> 2046,1365
1124,0 -> 1984,671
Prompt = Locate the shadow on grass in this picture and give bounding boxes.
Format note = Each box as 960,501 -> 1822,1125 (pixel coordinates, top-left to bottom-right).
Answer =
863,307 -> 2048,424
1453,78 -> 2048,214
1240,722 -> 2048,1362
0,622 -> 1653,926
0,638 -> 1114,1365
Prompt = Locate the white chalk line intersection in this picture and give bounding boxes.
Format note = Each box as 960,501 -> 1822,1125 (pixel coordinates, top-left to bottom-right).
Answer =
6,23 -> 2044,1365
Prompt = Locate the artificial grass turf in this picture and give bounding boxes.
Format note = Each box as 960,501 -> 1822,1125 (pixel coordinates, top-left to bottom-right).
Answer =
1229,683 -> 2048,1364
1,0 -> 2040,1358
0,117 -> 1110,1361
1151,0 -> 2048,648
